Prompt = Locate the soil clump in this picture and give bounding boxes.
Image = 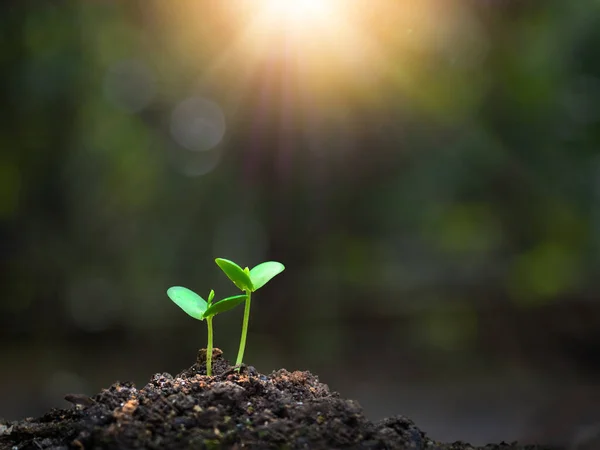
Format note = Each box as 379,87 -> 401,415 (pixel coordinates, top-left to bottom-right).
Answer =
0,349 -> 560,449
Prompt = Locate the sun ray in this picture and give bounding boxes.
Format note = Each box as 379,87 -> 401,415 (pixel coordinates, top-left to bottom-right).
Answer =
152,0 -> 463,162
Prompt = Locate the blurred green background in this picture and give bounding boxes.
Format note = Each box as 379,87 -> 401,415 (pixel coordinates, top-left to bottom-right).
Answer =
2,0 -> 600,446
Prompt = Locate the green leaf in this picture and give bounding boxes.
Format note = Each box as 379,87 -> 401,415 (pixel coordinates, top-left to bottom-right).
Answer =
215,258 -> 254,291
207,289 -> 215,304
203,294 -> 247,319
167,286 -> 207,320
250,261 -> 285,291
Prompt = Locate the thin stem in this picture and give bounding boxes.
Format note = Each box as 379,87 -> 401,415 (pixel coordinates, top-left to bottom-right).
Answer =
235,290 -> 252,366
206,316 -> 214,377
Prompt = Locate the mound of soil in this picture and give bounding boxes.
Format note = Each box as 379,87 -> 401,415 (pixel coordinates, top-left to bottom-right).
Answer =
1,349 -> 559,449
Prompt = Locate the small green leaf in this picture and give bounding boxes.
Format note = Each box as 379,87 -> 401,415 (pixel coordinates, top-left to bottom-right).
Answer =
207,289 -> 215,304
167,286 -> 207,320
250,261 -> 285,291
203,294 -> 247,319
215,258 -> 254,291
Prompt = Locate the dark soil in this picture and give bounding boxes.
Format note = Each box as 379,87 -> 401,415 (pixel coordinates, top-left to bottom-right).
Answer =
0,349 -> 561,449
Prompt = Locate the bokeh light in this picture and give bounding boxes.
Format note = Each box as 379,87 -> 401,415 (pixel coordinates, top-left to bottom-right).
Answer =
170,96 -> 226,152
167,145 -> 222,177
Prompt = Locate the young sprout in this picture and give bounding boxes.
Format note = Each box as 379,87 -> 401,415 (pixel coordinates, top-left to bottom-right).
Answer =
215,258 -> 285,367
167,286 -> 246,376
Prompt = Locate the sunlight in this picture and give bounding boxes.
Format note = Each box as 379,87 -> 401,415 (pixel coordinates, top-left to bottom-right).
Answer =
222,0 -> 389,107
257,0 -> 335,27
241,0 -> 344,42
153,0 -> 460,110
236,0 -> 359,60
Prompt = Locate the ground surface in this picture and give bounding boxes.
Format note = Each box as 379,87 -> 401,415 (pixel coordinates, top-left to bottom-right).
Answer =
0,350 -> 561,449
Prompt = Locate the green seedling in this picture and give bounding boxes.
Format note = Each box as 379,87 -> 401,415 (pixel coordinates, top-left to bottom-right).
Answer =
167,286 -> 246,376
215,258 -> 285,366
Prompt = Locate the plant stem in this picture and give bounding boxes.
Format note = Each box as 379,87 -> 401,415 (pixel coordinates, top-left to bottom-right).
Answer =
206,316 -> 214,377
235,290 -> 251,366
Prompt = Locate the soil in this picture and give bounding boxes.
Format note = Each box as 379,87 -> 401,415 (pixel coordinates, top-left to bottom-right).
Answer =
0,349 -> 561,450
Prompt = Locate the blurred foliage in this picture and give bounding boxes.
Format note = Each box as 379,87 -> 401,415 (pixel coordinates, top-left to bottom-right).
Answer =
1,0 -> 600,376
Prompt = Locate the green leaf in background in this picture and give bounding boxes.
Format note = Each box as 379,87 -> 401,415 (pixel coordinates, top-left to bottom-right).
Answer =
203,294 -> 247,319
166,286 -> 208,320
250,261 -> 285,291
215,258 -> 254,291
